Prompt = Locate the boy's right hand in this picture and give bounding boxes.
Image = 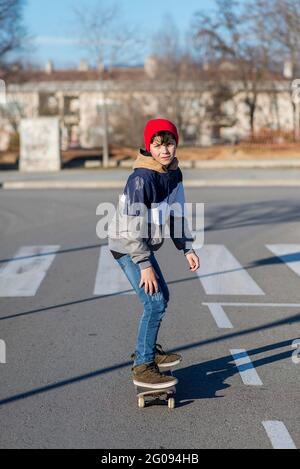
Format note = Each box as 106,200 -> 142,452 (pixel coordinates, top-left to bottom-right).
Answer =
139,266 -> 159,296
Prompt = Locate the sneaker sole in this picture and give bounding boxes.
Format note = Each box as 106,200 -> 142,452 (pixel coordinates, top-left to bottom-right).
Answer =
133,378 -> 178,389
157,358 -> 182,368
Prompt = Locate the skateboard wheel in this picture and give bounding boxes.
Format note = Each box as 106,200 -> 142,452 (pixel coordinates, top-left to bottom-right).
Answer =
138,397 -> 145,408
168,397 -> 175,409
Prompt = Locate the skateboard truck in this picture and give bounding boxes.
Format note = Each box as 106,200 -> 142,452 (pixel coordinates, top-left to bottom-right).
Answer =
136,385 -> 176,409
135,368 -> 178,409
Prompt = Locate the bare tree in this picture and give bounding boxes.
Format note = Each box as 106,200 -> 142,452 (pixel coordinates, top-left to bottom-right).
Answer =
192,0 -> 277,140
0,0 -> 28,68
72,1 -> 144,70
268,0 -> 300,68
260,0 -> 300,140
150,17 -> 205,145
111,94 -> 147,148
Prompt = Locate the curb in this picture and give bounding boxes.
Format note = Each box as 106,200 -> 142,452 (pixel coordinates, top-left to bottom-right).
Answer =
185,179 -> 300,187
85,159 -> 300,170
194,159 -> 300,169
116,159 -> 300,169
2,181 -> 125,190
2,179 -> 300,190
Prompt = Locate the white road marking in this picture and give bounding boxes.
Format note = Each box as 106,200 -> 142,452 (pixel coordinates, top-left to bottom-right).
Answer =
202,301 -> 300,329
0,246 -> 60,297
203,302 -> 300,308
230,349 -> 263,386
94,246 -> 134,296
0,339 -> 6,364
205,303 -> 233,329
266,244 -> 300,277
262,421 -> 297,449
194,245 -> 265,295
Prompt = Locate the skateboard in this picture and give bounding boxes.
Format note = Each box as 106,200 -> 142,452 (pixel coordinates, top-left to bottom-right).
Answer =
135,369 -> 178,409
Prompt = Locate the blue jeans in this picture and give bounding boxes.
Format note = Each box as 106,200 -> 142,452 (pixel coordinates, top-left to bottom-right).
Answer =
115,252 -> 170,366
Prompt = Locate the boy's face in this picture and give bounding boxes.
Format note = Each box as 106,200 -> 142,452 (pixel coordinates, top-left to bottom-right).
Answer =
149,135 -> 176,167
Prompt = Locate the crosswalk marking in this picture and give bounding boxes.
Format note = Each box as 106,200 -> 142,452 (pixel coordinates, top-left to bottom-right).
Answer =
262,421 -> 297,449
230,349 -> 263,386
2,243 -> 299,298
194,245 -> 265,295
205,303 -> 233,329
266,244 -> 300,277
94,246 -> 134,296
0,246 -> 60,297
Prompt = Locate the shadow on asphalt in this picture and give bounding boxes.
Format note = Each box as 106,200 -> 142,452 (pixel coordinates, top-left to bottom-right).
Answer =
0,240 -> 299,282
62,155 -> 101,169
0,331 -> 297,408
1,249 -> 300,322
204,199 -> 300,232
0,243 -> 104,264
174,340 -> 293,408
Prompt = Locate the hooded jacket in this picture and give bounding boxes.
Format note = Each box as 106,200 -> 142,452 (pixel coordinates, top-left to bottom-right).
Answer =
108,149 -> 196,270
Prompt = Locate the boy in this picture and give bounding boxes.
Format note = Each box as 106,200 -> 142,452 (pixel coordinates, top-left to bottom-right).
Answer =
108,118 -> 200,389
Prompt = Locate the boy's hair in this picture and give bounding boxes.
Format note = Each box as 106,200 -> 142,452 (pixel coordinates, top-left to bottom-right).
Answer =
150,131 -> 177,146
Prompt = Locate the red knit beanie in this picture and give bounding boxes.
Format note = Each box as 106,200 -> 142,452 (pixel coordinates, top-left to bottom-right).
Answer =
144,118 -> 179,152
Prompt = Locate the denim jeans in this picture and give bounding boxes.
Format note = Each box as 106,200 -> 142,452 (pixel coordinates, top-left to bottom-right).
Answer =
115,252 -> 170,366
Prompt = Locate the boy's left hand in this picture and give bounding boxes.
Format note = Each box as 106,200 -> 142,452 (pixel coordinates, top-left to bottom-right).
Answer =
186,252 -> 200,272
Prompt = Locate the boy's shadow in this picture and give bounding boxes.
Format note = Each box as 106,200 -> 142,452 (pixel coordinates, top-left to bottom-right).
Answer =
172,339 -> 294,408
174,356 -> 234,407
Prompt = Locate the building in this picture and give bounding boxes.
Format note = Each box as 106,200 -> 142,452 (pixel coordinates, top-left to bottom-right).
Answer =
0,58 -> 298,151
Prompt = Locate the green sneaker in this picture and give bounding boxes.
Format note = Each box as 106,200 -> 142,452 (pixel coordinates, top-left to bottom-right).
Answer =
132,362 -> 178,389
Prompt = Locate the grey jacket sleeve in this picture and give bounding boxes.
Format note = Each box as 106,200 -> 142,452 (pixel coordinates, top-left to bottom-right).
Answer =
118,176 -> 153,271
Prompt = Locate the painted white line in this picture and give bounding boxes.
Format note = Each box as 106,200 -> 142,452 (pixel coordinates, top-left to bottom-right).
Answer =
0,339 -> 6,364
263,421 -> 297,449
4,180 -> 300,190
230,349 -> 263,386
94,245 -> 134,296
203,302 -> 300,308
205,303 -> 233,329
194,160 -> 300,169
266,244 -> 300,277
194,245 -> 265,295
0,246 -> 60,297
185,180 -> 300,187
3,181 -> 125,190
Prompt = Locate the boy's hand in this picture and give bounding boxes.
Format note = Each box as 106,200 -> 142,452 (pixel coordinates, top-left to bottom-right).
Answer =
139,266 -> 159,296
186,252 -> 200,272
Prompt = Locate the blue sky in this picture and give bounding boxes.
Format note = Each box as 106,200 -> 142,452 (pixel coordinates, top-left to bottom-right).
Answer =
24,0 -> 213,68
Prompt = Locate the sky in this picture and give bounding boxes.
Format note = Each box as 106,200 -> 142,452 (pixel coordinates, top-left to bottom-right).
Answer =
23,0 -> 213,68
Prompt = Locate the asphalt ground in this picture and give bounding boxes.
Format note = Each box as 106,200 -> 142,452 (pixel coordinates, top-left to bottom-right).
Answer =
0,185 -> 299,448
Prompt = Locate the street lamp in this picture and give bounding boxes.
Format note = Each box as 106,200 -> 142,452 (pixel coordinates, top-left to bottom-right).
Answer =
96,96 -> 110,168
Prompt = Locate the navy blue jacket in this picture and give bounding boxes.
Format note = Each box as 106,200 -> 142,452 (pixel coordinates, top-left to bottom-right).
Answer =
108,149 -> 195,270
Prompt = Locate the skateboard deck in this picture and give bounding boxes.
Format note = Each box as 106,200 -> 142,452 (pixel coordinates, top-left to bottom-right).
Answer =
135,369 -> 177,409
